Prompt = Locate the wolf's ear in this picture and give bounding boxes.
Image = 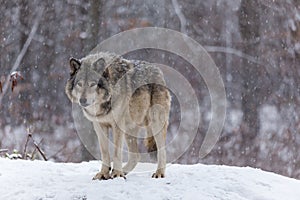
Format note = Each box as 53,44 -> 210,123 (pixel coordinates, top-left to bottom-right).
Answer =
69,58 -> 81,75
102,67 -> 118,84
92,58 -> 106,73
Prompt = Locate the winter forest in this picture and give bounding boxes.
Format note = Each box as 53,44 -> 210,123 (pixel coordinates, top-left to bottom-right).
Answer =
0,0 -> 300,180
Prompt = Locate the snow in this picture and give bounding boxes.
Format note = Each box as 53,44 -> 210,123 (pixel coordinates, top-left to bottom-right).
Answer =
0,158 -> 300,200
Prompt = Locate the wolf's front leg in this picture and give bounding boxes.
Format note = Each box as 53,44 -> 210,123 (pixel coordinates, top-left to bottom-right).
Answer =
93,122 -> 111,180
111,126 -> 126,179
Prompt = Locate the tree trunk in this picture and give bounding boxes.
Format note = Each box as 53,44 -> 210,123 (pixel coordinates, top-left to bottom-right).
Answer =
86,0 -> 101,52
239,0 -> 261,164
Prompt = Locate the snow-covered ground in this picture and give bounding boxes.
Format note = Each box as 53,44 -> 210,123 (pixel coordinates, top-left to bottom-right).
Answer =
0,158 -> 300,200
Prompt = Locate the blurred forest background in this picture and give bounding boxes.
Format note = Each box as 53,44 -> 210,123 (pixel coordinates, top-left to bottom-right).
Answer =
0,0 -> 300,179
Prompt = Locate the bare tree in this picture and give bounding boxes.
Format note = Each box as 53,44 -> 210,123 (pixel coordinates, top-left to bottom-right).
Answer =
238,0 -> 262,164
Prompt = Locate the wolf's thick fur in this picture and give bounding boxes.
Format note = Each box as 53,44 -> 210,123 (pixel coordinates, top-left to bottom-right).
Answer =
65,52 -> 171,179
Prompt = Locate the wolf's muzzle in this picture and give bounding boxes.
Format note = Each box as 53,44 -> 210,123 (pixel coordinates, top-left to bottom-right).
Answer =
79,98 -> 89,107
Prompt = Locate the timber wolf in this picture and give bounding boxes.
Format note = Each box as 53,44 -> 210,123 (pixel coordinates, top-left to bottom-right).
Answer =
65,52 -> 171,179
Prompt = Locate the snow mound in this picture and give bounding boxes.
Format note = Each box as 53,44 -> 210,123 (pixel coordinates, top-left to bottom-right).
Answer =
0,158 -> 299,200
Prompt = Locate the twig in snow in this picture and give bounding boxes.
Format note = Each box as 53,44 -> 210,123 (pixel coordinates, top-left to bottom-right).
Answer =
32,140 -> 47,161
23,128 -> 47,161
31,139 -> 43,160
30,147 -> 37,160
22,131 -> 32,159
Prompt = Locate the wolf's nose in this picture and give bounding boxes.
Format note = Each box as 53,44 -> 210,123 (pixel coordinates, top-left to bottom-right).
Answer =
79,98 -> 87,105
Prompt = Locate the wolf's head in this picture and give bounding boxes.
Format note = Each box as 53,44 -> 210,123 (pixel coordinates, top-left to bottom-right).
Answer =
65,56 -> 111,111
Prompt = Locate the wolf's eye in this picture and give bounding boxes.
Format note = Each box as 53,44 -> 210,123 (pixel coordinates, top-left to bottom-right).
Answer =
89,82 -> 96,87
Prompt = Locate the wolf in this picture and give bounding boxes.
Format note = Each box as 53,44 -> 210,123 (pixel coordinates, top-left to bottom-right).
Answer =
65,52 -> 171,179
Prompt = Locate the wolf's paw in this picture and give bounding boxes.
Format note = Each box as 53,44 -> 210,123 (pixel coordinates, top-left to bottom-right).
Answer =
122,164 -> 134,175
92,171 -> 111,180
111,169 -> 126,179
152,169 -> 165,178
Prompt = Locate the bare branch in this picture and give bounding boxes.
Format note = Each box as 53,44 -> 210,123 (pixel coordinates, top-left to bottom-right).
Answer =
0,8 -> 44,104
32,139 -> 47,161
203,45 -> 263,65
17,24 -> 54,46
22,128 -> 47,161
22,132 -> 32,159
171,1 -> 263,66
171,0 -> 187,34
31,137 -> 43,160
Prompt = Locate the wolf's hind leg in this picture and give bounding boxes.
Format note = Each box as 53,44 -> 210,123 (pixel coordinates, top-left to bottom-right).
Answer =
151,122 -> 167,178
123,133 -> 140,174
148,84 -> 170,178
